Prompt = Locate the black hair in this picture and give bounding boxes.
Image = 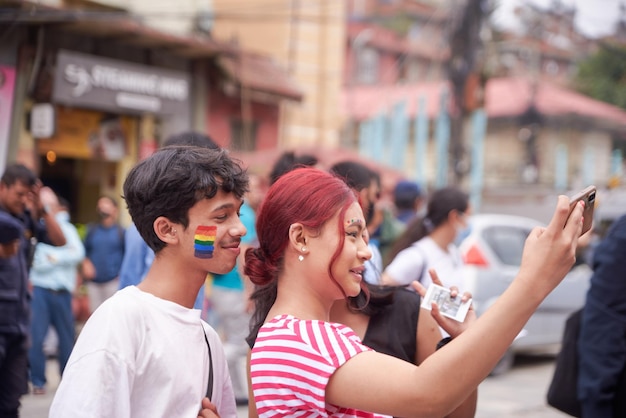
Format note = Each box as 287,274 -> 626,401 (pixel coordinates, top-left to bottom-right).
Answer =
1,163 -> 37,187
269,151 -> 318,185
162,131 -> 219,150
385,186 -> 469,266
329,161 -> 373,192
122,146 -> 248,253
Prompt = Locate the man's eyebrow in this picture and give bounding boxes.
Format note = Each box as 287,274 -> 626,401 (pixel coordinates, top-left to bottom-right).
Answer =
211,200 -> 244,213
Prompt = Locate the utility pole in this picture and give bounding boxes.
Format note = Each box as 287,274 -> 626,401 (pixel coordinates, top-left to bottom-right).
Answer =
446,0 -> 487,185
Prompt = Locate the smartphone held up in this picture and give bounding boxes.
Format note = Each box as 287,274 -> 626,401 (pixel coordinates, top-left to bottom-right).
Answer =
568,185 -> 596,236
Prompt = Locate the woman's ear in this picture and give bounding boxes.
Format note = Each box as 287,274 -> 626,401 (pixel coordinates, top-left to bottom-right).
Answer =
153,217 -> 179,245
288,223 -> 307,251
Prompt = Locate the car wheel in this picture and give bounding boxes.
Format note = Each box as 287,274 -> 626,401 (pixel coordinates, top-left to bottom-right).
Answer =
489,349 -> 515,376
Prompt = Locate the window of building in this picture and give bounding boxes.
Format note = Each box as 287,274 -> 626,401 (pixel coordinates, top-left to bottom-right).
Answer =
356,47 -> 379,84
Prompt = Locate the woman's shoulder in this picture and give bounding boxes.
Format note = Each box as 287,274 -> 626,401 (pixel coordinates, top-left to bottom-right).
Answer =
263,314 -> 356,335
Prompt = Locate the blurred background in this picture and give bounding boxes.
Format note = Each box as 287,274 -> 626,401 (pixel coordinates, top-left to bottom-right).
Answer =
1,0 -> 626,226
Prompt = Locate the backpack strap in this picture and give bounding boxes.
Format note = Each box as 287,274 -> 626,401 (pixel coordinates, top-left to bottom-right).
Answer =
201,324 -> 214,400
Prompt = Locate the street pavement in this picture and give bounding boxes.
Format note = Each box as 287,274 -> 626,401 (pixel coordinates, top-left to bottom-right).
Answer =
21,355 -> 569,417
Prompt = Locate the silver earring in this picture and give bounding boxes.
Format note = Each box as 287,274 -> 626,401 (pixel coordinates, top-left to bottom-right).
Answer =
298,255 -> 304,262
301,246 -> 307,252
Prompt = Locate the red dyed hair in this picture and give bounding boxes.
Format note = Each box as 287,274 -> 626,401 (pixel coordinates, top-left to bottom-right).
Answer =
245,167 -> 357,286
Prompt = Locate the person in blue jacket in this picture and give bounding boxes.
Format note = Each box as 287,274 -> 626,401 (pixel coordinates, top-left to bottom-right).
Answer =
578,214 -> 626,417
0,163 -> 66,416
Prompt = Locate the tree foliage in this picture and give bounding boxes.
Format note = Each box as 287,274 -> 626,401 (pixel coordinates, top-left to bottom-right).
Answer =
575,43 -> 626,110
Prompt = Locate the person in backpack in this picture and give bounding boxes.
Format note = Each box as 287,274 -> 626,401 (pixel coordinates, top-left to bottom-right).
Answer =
81,195 -> 125,313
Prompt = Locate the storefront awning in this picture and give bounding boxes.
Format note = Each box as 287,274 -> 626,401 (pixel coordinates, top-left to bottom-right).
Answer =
218,52 -> 303,102
1,0 -> 302,101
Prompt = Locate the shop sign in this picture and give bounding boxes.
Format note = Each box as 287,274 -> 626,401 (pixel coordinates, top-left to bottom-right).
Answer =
53,50 -> 190,116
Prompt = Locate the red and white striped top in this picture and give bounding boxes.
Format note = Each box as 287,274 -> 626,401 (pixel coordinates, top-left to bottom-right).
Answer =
250,314 -> 391,418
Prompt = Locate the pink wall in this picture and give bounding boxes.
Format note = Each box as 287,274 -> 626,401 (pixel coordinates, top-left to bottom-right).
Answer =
343,45 -> 401,86
206,86 -> 280,151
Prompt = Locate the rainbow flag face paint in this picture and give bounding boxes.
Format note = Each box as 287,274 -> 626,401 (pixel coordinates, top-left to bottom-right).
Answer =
194,225 -> 216,259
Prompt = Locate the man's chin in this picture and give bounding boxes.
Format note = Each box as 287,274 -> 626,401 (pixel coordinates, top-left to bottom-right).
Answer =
212,263 -> 236,275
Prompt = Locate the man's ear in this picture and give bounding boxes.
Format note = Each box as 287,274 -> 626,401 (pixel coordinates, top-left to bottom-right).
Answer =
153,217 -> 179,245
288,222 -> 308,251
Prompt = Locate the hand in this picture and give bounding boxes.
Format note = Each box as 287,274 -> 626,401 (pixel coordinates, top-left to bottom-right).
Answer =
39,187 -> 58,214
411,269 -> 476,339
80,258 -> 97,281
197,397 -> 220,418
517,195 -> 583,295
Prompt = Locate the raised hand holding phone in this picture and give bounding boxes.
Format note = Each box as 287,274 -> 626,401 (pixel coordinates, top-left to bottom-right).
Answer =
568,185 -> 596,236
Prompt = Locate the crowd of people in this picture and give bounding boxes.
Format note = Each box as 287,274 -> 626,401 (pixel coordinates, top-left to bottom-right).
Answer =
0,131 -> 619,418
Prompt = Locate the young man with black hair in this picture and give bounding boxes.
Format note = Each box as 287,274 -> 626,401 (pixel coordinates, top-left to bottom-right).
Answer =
51,146 -> 248,417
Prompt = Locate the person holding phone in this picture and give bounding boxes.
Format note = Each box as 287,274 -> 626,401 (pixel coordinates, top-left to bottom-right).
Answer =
245,167 -> 583,417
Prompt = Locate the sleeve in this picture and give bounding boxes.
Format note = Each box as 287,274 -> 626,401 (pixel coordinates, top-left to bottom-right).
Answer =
118,224 -> 150,289
52,223 -> 85,266
29,213 -> 52,246
577,216 -> 626,418
296,321 -> 371,389
49,349 -> 133,418
384,246 -> 425,286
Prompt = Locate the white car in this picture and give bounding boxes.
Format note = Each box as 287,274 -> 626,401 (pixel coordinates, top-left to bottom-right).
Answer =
457,214 -> 591,375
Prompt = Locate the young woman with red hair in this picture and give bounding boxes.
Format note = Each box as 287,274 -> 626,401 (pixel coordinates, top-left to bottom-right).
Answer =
246,167 -> 583,417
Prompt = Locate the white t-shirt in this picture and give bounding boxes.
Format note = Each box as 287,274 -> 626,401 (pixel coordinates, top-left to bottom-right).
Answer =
384,236 -> 466,290
50,286 -> 237,418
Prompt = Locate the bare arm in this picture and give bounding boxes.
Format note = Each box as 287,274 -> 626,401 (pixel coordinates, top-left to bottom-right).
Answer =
326,196 -> 583,417
246,350 -> 259,418
414,281 -> 477,418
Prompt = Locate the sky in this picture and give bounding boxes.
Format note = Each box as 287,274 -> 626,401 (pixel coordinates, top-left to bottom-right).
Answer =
491,0 -> 624,38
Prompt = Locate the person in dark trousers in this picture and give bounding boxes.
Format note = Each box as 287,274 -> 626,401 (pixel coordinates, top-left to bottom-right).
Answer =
28,191 -> 85,395
0,163 -> 66,417
578,214 -> 626,418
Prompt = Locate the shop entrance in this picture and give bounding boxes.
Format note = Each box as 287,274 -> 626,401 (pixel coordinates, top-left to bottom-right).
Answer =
36,107 -> 138,226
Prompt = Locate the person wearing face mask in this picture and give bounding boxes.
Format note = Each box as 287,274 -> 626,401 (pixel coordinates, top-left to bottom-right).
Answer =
381,186 -> 471,292
81,195 -> 125,314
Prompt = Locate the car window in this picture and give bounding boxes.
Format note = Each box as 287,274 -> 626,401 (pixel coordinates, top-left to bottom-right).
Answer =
482,225 -> 531,266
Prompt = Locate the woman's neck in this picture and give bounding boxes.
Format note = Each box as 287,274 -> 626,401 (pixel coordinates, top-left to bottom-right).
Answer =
269,272 -> 334,322
329,300 -> 369,339
429,226 -> 454,252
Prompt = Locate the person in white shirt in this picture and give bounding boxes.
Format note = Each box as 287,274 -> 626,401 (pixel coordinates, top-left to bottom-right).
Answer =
382,186 -> 471,291
50,145 -> 248,418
